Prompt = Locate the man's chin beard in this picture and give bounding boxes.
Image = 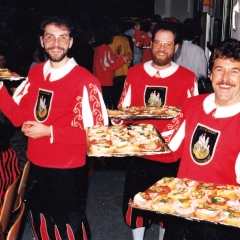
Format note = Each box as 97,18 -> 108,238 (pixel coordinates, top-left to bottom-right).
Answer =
45,52 -> 67,63
152,54 -> 173,67
152,58 -> 170,66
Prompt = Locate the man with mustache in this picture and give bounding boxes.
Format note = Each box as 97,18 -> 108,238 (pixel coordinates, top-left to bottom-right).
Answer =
0,16 -> 108,240
161,38 -> 240,239
118,21 -> 198,240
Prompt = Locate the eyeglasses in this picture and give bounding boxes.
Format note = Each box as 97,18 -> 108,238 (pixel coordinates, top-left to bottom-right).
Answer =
43,34 -> 71,45
152,40 -> 174,50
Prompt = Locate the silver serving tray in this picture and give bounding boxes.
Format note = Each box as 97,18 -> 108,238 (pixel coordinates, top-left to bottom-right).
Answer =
108,113 -> 176,120
0,76 -> 26,81
87,124 -> 171,157
129,200 -> 240,229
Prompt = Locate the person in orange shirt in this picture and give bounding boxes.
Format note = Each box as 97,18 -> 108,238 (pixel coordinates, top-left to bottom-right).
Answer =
109,22 -> 133,109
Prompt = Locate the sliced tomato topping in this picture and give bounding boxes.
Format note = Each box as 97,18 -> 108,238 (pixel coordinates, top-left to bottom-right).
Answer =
146,185 -> 171,195
140,192 -> 152,200
197,182 -> 216,190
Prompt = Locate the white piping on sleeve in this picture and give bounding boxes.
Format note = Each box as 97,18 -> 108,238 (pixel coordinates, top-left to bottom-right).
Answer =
82,86 -> 93,129
168,120 -> 186,151
235,153 -> 240,184
122,85 -> 132,108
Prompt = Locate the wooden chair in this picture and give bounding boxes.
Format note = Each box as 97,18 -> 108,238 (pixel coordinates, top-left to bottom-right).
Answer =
6,201 -> 25,240
0,175 -> 21,233
18,161 -> 30,201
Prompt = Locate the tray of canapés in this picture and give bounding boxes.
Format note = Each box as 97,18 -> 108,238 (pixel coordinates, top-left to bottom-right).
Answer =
107,105 -> 181,120
129,177 -> 240,228
87,123 -> 171,157
0,68 -> 25,81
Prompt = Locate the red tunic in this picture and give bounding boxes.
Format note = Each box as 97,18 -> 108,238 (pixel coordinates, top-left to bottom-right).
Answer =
0,59 -> 108,169
162,93 -> 240,185
118,61 -> 198,162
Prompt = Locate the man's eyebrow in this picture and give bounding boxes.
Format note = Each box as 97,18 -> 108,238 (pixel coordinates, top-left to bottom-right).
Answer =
231,67 -> 240,71
214,65 -> 240,71
213,65 -> 223,69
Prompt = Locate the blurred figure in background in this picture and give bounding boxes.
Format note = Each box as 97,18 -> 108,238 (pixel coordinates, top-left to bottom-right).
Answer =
174,18 -> 207,78
124,23 -> 142,65
74,28 -> 95,73
93,19 -> 132,109
7,35 -> 32,77
30,45 -> 45,68
0,50 -> 20,76
133,14 -> 162,63
109,21 -> 132,109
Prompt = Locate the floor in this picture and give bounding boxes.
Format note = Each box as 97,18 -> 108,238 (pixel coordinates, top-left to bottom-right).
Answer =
18,157 -> 161,240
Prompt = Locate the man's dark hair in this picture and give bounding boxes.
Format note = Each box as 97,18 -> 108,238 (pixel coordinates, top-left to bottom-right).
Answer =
152,14 -> 162,23
40,16 -> 74,37
209,38 -> 240,72
0,50 -> 6,57
182,18 -> 202,41
94,21 -> 115,46
152,21 -> 181,45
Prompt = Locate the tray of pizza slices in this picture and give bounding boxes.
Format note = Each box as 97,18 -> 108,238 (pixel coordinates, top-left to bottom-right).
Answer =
87,123 -> 171,157
130,177 -> 240,228
107,105 -> 180,120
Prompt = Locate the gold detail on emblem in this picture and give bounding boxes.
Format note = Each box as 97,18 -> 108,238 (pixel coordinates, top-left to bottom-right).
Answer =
193,133 -> 210,159
38,96 -> 47,118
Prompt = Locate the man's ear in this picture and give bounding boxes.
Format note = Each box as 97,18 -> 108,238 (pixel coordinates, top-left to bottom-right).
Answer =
210,73 -> 213,81
174,43 -> 179,53
150,41 -> 153,49
40,36 -> 44,48
69,38 -> 73,49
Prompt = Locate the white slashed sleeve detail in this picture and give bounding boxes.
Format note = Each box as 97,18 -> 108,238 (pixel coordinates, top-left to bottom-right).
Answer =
122,84 -> 132,108
235,153 -> 240,184
161,129 -> 174,137
97,88 -> 109,125
12,79 -> 30,105
187,80 -> 199,98
82,86 -> 94,129
168,120 -> 186,151
193,80 -> 199,96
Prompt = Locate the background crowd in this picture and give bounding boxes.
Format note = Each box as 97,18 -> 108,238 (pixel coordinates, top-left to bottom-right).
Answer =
0,14 -> 208,110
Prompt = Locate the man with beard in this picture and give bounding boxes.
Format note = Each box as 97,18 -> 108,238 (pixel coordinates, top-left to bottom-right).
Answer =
0,16 -> 108,240
117,21 -> 198,240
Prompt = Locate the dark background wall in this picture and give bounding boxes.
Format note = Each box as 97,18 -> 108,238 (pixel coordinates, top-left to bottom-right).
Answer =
0,0 -> 155,35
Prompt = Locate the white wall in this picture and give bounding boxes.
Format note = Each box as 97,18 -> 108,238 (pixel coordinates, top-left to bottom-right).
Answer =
155,0 -> 194,22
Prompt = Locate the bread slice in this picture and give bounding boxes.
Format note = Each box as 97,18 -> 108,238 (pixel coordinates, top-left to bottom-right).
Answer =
89,144 -> 116,154
152,196 -> 174,213
115,143 -> 139,153
156,177 -> 180,190
133,192 -> 152,208
195,206 -> 222,221
172,200 -> 195,216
